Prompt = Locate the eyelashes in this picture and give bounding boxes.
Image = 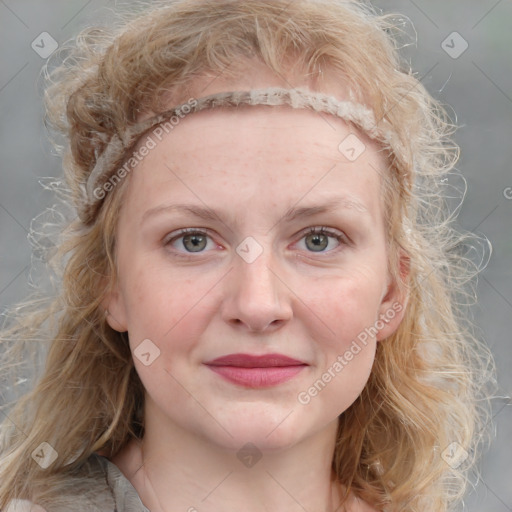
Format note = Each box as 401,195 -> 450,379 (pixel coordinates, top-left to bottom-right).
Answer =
163,226 -> 349,258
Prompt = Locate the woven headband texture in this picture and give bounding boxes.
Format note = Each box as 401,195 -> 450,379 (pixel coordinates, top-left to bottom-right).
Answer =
79,87 -> 400,224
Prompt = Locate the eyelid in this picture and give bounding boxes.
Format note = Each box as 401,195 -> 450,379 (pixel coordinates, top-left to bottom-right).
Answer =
299,226 -> 349,243
163,227 -> 211,242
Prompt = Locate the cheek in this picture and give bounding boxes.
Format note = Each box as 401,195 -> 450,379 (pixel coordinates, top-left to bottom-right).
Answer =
298,264 -> 387,345
121,267 -> 214,399
294,270 -> 382,417
120,262 -> 216,352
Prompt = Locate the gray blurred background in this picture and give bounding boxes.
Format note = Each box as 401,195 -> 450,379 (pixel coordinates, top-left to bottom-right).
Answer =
0,0 -> 510,510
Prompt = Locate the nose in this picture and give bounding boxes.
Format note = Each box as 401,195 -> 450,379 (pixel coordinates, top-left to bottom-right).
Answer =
221,244 -> 293,333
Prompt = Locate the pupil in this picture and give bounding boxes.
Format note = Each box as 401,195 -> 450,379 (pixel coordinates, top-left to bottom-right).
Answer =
307,233 -> 327,252
184,234 -> 206,252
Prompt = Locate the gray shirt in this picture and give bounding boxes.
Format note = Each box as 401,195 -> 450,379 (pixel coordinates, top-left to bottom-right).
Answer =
7,453 -> 150,512
93,453 -> 151,511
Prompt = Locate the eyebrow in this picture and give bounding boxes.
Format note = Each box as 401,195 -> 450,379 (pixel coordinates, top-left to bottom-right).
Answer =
141,197 -> 369,227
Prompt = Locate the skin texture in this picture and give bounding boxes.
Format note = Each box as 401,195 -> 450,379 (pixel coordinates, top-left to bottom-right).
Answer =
104,67 -> 408,512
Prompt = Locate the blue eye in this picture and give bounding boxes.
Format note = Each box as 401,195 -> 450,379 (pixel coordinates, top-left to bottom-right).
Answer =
164,226 -> 347,256
165,228 -> 213,253
299,227 -> 347,253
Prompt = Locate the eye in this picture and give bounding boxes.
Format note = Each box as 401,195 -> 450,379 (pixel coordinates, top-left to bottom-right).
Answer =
163,226 -> 348,257
164,228 -> 216,254
296,226 -> 348,253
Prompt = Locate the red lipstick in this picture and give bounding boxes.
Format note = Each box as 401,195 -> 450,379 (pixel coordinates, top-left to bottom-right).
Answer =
204,353 -> 307,388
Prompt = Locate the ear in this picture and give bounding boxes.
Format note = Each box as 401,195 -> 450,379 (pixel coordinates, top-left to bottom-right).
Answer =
101,279 -> 129,333
376,248 -> 410,341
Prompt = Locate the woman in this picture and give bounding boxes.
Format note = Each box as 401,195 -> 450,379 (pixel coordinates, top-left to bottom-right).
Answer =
0,0 -> 496,510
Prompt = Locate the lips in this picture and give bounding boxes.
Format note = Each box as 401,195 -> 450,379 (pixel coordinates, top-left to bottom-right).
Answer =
204,353 -> 307,388
206,353 -> 306,367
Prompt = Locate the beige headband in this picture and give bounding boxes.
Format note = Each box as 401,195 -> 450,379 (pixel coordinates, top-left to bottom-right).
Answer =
79,86 -> 403,224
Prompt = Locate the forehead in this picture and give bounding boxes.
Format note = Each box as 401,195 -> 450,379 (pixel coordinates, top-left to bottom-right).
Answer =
124,106 -> 388,225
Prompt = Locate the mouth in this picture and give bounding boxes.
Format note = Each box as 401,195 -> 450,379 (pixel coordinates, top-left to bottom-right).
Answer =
204,353 -> 308,388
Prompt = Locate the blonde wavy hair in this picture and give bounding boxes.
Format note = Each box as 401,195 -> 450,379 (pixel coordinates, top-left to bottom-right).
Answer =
0,0 -> 497,510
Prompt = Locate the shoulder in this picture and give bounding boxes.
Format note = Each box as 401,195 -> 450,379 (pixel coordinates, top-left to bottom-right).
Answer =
353,497 -> 381,512
97,452 -> 150,511
344,490 -> 382,512
3,452 -> 147,512
5,454 -> 115,512
337,482 -> 382,512
4,499 -> 47,512
91,452 -> 150,511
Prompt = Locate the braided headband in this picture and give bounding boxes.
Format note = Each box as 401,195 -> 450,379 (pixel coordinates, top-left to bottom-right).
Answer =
79,87 -> 403,225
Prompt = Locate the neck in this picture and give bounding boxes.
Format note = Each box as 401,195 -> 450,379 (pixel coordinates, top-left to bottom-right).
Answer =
113,398 -> 352,512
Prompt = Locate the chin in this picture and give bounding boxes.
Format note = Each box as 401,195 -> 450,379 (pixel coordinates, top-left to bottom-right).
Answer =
210,426 -> 303,455
203,405 -> 321,454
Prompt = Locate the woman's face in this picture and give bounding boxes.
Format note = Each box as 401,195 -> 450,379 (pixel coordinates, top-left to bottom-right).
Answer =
105,104 -> 406,451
